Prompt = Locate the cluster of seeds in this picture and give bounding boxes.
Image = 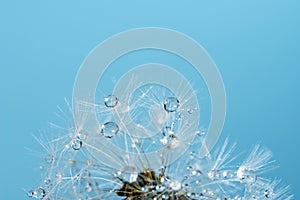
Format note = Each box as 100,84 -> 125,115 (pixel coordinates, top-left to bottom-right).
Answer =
27,92 -> 293,200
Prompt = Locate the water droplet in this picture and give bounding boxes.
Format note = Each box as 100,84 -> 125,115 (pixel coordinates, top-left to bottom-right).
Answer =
190,151 -> 196,160
222,171 -> 229,179
170,180 -> 181,190
163,97 -> 180,112
43,178 -> 52,189
160,134 -> 178,146
71,137 -> 83,150
104,95 -> 118,108
192,170 -> 202,176
100,122 -> 119,138
186,165 -> 193,171
131,143 -> 136,148
85,183 -> 93,193
36,187 -> 46,199
208,170 -> 220,180
196,129 -> 206,136
264,188 -> 274,198
237,166 -> 257,184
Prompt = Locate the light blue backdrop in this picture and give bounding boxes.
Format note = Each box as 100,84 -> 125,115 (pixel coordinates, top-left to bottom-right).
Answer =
0,1 -> 299,199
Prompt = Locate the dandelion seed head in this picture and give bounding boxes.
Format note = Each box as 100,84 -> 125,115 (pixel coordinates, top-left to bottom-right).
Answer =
27,28 -> 293,200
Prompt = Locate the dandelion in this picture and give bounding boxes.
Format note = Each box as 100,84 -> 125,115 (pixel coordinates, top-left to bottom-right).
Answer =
26,28 -> 293,200
26,84 -> 293,200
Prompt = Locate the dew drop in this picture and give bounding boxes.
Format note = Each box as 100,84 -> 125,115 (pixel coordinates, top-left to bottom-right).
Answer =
237,166 -> 257,185
196,129 -> 206,136
36,187 -> 46,199
85,183 -> 93,193
71,137 -> 83,150
104,95 -> 118,108
131,142 -> 136,148
264,188 -> 274,198
190,151 -> 196,160
163,97 -> 180,112
222,171 -> 229,179
208,170 -> 220,180
43,178 -> 52,188
160,134 -> 178,147
100,122 -> 119,138
192,170 -> 202,176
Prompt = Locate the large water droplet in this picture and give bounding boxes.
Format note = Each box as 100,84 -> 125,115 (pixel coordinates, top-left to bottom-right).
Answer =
104,95 -> 118,108
163,97 -> 180,112
35,187 -> 46,199
100,122 -> 119,138
71,137 -> 83,150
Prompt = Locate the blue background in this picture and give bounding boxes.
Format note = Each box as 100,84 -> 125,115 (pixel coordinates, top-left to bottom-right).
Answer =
0,1 -> 299,199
